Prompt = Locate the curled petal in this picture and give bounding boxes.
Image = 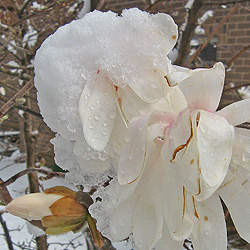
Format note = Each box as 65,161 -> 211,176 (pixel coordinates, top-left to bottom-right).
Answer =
167,62 -> 225,112
79,74 -> 117,151
216,98 -> 250,126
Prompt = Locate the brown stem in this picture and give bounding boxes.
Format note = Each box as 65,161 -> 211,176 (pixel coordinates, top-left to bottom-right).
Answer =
175,0 -> 205,66
0,213 -> 14,250
185,4 -> 239,67
224,82 -> 250,92
0,79 -> 34,118
226,44 -> 250,69
0,178 -> 12,205
0,168 -> 65,188
205,0 -> 250,5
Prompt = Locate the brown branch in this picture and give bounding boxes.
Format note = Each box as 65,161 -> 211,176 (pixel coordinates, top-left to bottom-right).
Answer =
205,0 -> 250,5
0,178 -> 12,205
145,0 -> 167,11
0,213 -> 14,250
226,44 -> 250,69
96,0 -> 105,10
0,168 -> 65,188
224,82 -> 250,91
0,79 -> 34,118
185,4 -> 239,67
175,0 -> 205,66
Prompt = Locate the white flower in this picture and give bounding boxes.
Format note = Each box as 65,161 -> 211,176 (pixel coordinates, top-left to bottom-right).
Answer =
34,8 -> 184,186
90,62 -> 250,250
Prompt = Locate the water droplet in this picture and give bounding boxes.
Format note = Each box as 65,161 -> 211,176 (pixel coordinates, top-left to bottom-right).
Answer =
90,105 -> 95,111
94,114 -> 100,120
88,124 -> 94,129
101,130 -> 108,135
102,121 -> 108,127
84,95 -> 88,100
150,82 -> 159,89
243,150 -> 250,162
125,134 -> 131,142
199,123 -> 207,133
138,126 -> 143,131
142,93 -> 153,102
96,99 -> 100,104
128,156 -> 133,160
108,110 -> 116,119
233,154 -> 241,165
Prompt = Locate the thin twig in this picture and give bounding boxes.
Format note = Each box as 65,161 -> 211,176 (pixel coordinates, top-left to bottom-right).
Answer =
0,79 -> 34,118
0,178 -> 12,205
0,168 -> 65,188
226,44 -> 250,69
224,82 -> 250,91
185,4 -> 239,67
0,213 -> 14,250
205,0 -> 250,5
96,0 -> 105,10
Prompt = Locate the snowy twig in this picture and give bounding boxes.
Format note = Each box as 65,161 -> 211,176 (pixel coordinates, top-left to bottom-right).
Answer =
226,44 -> 250,70
175,0 -> 205,66
185,3 -> 239,67
0,79 -> 34,119
0,168 -> 65,188
0,213 -> 14,250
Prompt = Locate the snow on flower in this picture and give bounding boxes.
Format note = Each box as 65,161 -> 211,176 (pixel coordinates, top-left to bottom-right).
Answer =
34,7 -> 250,250
35,8 -> 186,186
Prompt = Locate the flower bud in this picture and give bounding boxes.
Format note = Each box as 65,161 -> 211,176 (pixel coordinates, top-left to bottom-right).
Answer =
6,186 -> 89,235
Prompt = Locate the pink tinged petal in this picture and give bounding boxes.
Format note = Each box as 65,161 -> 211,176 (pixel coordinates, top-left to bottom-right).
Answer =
197,110 -> 234,187
109,198 -> 136,241
216,99 -> 250,126
79,74 -> 117,151
6,193 -> 63,220
217,171 -> 250,243
168,62 -> 225,112
193,194 -> 227,250
162,167 -> 193,241
150,13 -> 178,55
133,198 -> 162,250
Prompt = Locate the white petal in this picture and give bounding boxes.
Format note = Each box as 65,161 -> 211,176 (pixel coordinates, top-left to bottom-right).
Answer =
216,98 -> 250,126
129,70 -> 165,103
133,198 -> 162,250
168,62 -> 225,112
217,171 -> 250,243
150,13 -> 178,55
193,194 -> 227,250
154,223 -> 183,250
197,110 -> 234,187
118,112 -> 171,185
162,166 -> 193,241
109,198 -> 136,241
79,74 -> 117,151
118,114 -> 150,185
6,193 -> 62,220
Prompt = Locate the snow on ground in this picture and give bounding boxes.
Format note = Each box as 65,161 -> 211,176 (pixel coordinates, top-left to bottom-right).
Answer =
0,150 -> 132,249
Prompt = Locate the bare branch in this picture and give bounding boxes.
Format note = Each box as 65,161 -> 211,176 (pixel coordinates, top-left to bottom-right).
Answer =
205,0 -> 250,5
0,168 -> 65,188
175,0 -> 205,66
0,178 -> 12,205
224,82 -> 250,92
0,213 -> 14,250
0,79 -> 34,118
226,44 -> 250,69
185,4 -> 239,67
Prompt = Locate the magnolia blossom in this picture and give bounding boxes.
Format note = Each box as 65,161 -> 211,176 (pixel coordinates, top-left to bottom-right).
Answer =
34,7 -> 250,250
91,62 -> 250,250
35,8 -> 188,186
